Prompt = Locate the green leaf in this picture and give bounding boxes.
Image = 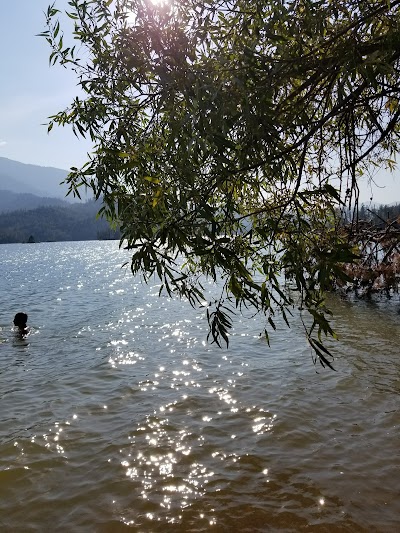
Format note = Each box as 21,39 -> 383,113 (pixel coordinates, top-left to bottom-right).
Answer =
40,0 -> 400,363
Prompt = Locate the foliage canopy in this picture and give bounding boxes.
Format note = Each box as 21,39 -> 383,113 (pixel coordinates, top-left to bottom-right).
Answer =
42,0 -> 400,366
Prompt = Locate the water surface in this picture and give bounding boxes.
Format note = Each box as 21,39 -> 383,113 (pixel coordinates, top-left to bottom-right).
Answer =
0,241 -> 399,531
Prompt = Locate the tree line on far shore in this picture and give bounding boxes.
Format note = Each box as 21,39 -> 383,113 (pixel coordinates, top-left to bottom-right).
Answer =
338,203 -> 400,297
0,198 -> 120,243
357,203 -> 400,225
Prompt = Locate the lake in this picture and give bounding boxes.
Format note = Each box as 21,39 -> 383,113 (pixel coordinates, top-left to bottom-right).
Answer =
0,241 -> 399,531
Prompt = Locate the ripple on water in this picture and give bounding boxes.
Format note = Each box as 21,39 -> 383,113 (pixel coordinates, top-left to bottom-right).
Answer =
0,242 -> 399,531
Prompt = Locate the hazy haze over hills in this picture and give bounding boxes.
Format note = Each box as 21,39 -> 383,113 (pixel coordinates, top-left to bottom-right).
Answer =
0,157 -> 120,243
0,157 -> 71,199
0,190 -> 69,214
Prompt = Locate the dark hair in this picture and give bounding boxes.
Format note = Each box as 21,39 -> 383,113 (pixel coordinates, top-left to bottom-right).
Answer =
14,312 -> 28,328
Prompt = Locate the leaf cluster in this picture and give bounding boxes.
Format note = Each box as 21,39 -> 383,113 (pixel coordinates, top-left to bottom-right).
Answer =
42,0 -> 400,367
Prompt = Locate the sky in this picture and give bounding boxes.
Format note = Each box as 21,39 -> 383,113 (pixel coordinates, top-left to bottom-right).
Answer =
0,1 -> 399,204
0,1 -> 92,171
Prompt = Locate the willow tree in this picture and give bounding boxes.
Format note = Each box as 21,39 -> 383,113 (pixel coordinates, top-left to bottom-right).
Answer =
41,0 -> 400,366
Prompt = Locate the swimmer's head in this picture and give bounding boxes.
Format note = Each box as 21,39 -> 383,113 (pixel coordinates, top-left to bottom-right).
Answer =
14,312 -> 28,330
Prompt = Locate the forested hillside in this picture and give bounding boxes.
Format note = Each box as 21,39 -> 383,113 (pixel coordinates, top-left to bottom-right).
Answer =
0,199 -> 119,243
0,190 -> 68,213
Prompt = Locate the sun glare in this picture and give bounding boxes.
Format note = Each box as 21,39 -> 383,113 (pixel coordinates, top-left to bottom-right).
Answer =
149,0 -> 169,5
127,0 -> 170,24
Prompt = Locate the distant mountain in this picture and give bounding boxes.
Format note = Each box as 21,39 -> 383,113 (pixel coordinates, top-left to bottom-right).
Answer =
0,157 -> 72,199
0,190 -> 69,213
0,199 -> 120,243
0,158 -> 120,243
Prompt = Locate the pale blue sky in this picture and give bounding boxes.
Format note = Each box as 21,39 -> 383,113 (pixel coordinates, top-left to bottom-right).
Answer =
0,1 -> 399,204
0,1 -> 91,170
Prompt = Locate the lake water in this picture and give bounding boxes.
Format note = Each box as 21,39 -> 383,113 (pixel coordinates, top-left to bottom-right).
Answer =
0,241 -> 399,532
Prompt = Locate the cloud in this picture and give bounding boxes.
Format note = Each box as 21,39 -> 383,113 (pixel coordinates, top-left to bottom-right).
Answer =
0,140 -> 7,147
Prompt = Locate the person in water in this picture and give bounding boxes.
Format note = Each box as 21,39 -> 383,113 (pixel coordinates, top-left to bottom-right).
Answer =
13,312 -> 29,335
